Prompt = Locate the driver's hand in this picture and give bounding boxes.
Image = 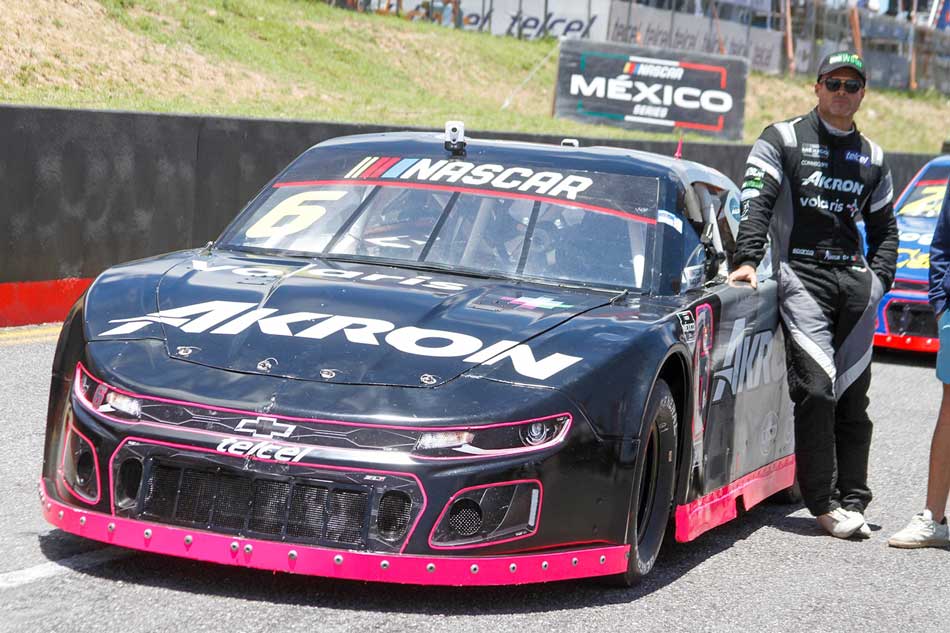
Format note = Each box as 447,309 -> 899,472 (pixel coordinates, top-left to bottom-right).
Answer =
727,264 -> 758,289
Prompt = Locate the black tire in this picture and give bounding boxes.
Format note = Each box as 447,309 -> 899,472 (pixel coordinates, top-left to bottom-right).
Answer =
605,378 -> 678,587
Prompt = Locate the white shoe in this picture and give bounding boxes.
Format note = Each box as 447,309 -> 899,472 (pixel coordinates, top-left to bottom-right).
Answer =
842,509 -> 872,539
816,507 -> 865,539
888,510 -> 950,549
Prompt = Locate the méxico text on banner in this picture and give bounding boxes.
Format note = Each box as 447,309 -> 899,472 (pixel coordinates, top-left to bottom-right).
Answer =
554,40 -> 748,140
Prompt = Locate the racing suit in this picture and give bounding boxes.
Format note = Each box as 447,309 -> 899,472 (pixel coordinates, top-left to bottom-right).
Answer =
733,108 -> 898,516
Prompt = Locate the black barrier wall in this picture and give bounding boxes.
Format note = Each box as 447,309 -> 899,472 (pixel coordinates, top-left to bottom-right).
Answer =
0,104 -> 935,285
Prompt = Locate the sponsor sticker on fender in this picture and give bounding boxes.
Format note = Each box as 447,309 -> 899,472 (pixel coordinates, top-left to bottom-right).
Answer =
675,311 -> 696,343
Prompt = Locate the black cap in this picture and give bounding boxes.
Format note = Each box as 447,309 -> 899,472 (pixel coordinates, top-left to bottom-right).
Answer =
817,51 -> 867,83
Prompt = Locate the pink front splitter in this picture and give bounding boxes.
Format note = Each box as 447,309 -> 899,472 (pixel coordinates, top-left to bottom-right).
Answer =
39,480 -> 629,586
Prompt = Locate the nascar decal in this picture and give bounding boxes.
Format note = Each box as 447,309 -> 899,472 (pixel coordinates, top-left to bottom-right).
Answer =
554,40 -> 747,139
342,156 -> 593,201
97,300 -> 583,381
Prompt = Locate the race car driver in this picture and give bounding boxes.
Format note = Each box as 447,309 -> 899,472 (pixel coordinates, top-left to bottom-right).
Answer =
728,52 -> 898,539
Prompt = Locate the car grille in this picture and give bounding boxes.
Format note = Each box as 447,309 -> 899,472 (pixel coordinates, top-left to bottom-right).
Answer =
884,302 -> 937,338
140,461 -> 369,546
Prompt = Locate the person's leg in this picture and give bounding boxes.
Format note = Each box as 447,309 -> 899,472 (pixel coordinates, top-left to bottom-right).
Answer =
781,264 -> 864,537
834,364 -> 873,514
889,311 -> 950,548
924,382 -> 950,520
779,265 -> 858,527
785,331 -> 839,516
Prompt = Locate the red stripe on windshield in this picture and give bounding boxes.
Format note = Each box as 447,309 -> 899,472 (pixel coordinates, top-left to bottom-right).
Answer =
916,179 -> 949,187
274,179 -> 658,225
363,156 -> 399,179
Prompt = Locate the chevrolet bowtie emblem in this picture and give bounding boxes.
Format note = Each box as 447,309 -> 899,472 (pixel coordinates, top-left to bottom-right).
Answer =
234,416 -> 296,439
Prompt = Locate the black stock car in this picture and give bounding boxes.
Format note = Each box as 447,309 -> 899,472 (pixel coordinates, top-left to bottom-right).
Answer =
42,130 -> 795,586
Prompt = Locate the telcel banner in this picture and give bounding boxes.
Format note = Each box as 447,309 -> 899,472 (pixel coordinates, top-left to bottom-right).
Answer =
554,39 -> 748,140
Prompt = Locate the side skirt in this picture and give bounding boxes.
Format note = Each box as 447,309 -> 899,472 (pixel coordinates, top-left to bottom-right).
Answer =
673,455 -> 795,543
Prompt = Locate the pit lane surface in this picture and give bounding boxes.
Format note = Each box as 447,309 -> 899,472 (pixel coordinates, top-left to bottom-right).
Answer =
2,323 -> 947,633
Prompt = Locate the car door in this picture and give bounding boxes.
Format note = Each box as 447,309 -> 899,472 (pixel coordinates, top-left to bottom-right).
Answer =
687,183 -> 794,495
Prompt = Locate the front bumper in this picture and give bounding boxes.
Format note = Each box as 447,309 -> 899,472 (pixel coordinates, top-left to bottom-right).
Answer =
874,292 -> 938,353
39,479 -> 628,586
42,354 -> 635,585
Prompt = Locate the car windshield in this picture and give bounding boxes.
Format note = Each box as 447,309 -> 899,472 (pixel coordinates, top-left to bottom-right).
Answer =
898,164 -> 950,219
218,150 -> 660,290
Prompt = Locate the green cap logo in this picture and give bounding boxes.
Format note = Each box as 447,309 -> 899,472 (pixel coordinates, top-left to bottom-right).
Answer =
829,53 -> 863,69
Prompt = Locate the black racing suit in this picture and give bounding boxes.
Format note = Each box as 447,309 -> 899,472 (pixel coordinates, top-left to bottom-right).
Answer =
733,108 -> 898,516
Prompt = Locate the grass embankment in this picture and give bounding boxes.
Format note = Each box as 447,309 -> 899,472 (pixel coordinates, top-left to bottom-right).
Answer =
1,0 -> 947,152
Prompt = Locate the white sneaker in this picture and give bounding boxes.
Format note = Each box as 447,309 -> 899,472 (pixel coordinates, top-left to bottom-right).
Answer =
888,510 -> 950,549
816,507 -> 865,539
844,509 -> 872,539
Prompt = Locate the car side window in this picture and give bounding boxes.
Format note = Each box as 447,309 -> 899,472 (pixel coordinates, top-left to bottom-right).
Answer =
688,183 -> 730,284
680,219 -> 706,292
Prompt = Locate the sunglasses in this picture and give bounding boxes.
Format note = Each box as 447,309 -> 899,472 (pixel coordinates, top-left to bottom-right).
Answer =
822,78 -> 864,93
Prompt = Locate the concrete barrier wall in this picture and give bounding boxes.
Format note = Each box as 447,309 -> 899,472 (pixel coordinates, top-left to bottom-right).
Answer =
0,104 -> 936,324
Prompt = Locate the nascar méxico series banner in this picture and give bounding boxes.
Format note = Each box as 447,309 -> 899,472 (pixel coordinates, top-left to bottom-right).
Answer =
554,39 -> 748,140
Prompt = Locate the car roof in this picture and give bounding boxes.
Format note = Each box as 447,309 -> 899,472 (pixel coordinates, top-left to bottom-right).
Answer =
312,131 -> 736,191
922,155 -> 950,168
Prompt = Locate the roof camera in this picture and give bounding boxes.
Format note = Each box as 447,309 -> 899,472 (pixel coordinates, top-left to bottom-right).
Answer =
444,120 -> 466,156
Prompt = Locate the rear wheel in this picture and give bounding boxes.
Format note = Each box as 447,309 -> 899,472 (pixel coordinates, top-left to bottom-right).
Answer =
606,378 -> 678,587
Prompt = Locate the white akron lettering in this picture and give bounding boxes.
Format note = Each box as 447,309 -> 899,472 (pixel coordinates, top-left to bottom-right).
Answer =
569,75 -> 733,114
99,301 -> 583,381
712,318 -> 784,402
801,171 -> 865,195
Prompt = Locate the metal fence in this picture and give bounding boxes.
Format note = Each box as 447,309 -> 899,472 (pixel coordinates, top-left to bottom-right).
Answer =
329,0 -> 950,93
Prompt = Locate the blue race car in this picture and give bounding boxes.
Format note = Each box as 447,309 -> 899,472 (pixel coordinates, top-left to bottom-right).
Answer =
871,156 -> 950,352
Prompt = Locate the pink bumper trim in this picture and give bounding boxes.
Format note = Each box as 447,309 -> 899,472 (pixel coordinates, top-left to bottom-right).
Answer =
40,480 -> 629,586
673,455 -> 796,543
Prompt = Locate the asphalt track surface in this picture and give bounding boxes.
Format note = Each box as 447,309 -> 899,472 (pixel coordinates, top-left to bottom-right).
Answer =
2,323 -> 948,633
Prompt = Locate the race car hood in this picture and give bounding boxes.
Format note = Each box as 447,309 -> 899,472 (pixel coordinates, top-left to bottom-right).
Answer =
88,252 -> 611,387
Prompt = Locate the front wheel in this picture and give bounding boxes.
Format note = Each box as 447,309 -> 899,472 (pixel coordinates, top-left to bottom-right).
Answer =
606,378 -> 678,587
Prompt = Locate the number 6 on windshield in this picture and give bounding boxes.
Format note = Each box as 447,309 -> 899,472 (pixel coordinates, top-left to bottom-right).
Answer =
245,190 -> 347,239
